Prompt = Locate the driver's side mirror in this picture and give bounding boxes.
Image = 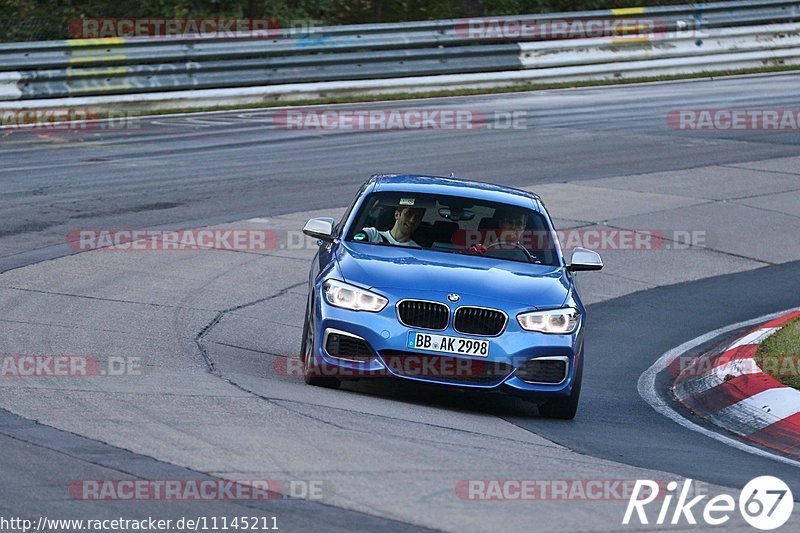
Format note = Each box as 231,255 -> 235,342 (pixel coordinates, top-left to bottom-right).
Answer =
567,247 -> 603,272
303,217 -> 336,241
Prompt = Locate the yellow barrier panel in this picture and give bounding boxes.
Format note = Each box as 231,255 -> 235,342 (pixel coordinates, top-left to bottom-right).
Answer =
66,38 -> 126,47
611,7 -> 647,16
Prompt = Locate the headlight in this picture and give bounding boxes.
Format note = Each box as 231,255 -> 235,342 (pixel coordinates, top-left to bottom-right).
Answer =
517,308 -> 580,334
323,279 -> 388,312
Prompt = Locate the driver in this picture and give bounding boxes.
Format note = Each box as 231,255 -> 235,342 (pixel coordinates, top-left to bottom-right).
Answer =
361,203 -> 426,247
470,207 -> 539,263
497,208 -> 528,245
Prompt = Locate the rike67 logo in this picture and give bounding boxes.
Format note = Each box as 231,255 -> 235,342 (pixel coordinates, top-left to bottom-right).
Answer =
623,476 -> 793,530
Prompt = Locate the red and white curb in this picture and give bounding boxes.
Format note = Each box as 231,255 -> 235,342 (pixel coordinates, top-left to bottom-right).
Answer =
672,310 -> 800,458
638,308 -> 800,467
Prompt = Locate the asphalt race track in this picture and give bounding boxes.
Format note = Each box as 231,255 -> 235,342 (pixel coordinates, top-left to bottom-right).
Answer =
1,73 -> 800,531
511,261 -> 800,486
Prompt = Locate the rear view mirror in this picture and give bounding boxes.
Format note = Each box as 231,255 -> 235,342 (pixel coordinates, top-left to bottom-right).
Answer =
438,207 -> 475,221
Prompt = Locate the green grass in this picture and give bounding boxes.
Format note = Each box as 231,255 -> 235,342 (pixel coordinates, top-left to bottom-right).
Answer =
755,317 -> 800,390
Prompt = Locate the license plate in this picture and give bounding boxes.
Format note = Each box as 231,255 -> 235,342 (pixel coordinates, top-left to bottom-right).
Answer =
407,332 -> 490,357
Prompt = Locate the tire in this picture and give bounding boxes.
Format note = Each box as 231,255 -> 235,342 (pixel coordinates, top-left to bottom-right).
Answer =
301,297 -> 341,389
538,353 -> 582,420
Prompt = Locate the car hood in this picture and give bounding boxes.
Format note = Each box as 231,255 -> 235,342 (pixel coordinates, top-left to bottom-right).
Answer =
336,242 -> 570,308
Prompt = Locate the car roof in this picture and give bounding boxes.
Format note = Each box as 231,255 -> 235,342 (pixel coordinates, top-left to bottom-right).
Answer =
371,174 -> 542,210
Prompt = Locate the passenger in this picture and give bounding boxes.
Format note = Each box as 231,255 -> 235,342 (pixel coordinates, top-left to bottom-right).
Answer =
360,204 -> 426,247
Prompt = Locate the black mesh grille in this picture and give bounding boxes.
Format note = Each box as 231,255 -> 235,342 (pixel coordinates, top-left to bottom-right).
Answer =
397,300 -> 449,330
381,350 -> 513,386
325,332 -> 373,361
454,307 -> 506,336
515,358 -> 568,384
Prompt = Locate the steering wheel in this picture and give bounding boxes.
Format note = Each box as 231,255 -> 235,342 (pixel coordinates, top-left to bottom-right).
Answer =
481,241 -> 535,263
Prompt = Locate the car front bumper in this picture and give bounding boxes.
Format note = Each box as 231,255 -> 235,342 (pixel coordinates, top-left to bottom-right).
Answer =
310,286 -> 584,400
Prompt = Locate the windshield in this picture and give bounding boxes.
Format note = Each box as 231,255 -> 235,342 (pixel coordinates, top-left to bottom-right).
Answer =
345,192 -> 559,265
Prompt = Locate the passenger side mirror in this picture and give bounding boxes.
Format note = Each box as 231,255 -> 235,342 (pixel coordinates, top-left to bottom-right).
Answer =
303,217 -> 336,241
567,247 -> 603,272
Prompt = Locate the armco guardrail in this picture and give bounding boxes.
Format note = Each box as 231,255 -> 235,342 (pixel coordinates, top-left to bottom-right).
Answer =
0,0 -> 798,106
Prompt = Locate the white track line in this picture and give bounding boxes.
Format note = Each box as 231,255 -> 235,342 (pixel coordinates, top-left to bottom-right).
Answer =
674,358 -> 762,399
708,388 -> 800,435
727,327 -> 780,350
638,306 -> 800,468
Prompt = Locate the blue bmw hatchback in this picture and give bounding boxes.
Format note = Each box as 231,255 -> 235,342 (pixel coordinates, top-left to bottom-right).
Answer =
301,174 -> 603,419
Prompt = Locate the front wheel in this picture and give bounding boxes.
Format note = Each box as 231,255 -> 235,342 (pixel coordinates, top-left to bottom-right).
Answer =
538,354 -> 582,420
301,298 -> 340,389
